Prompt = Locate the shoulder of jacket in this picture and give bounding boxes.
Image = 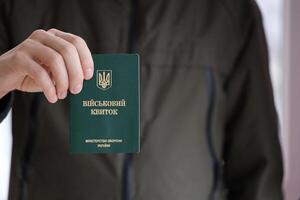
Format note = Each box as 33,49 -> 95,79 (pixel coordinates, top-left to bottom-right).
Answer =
216,0 -> 261,39
212,0 -> 265,77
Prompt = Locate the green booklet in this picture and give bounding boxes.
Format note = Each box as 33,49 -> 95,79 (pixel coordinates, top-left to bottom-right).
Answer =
70,54 -> 140,153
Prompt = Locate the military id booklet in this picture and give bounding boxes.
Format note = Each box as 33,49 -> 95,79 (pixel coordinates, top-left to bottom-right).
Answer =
70,54 -> 140,153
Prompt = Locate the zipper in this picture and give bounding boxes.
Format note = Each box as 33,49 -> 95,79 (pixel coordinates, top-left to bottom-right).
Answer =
121,0 -> 139,200
204,66 -> 222,200
121,153 -> 134,200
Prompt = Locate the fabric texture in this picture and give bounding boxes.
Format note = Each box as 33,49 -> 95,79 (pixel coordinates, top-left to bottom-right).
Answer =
0,0 -> 283,199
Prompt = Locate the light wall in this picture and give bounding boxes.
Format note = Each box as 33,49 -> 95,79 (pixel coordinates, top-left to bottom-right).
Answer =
283,0 -> 300,199
0,111 -> 12,200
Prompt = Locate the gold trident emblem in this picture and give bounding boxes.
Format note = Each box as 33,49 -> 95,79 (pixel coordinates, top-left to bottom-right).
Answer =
96,70 -> 112,90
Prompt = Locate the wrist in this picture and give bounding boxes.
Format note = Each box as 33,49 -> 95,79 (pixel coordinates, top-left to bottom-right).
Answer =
0,55 -> 18,99
0,90 -> 9,99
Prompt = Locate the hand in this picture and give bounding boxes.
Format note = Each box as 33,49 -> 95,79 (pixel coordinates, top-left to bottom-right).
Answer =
0,28 -> 94,103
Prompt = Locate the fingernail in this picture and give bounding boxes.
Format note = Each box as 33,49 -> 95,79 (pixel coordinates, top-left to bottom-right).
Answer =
84,68 -> 93,80
49,94 -> 58,103
58,91 -> 67,99
72,84 -> 82,94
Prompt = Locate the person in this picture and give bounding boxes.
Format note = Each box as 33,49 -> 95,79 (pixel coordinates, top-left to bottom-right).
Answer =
0,0 -> 283,199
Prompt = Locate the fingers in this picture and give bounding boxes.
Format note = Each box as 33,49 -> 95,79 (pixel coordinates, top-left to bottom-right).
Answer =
29,29 -> 84,95
15,52 -> 57,103
47,28 -> 94,80
22,38 -> 69,99
11,29 -> 93,103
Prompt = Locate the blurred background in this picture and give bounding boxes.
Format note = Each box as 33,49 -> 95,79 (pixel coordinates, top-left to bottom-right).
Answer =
0,0 -> 299,199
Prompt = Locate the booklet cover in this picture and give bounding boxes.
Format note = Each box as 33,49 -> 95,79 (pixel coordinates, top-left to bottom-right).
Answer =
70,54 -> 140,153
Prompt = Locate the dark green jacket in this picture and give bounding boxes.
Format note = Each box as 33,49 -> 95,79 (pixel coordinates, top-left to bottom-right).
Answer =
0,0 -> 283,199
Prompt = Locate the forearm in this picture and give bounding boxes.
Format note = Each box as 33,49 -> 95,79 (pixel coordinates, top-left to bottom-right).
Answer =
0,89 -> 9,99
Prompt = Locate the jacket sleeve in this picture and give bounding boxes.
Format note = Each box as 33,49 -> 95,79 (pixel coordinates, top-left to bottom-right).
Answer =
0,0 -> 10,52
223,2 -> 283,200
0,92 -> 13,123
0,0 -> 14,124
